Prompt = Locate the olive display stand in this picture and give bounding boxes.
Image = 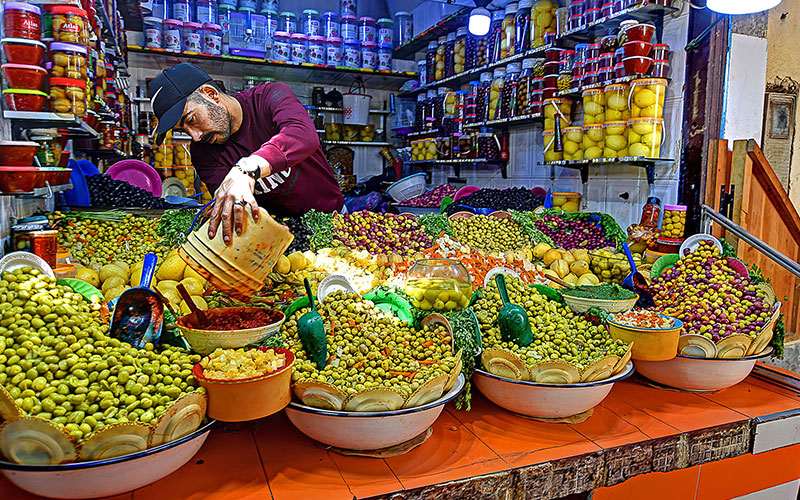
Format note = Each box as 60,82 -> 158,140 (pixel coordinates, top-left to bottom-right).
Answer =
6,368 -> 800,499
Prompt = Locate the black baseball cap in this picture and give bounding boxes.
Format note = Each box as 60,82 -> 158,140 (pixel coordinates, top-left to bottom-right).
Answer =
149,63 -> 214,145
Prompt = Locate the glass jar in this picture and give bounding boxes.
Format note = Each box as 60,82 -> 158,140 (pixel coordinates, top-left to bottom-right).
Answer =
465,32 -> 477,70
49,43 -> 87,80
172,0 -> 192,21
272,31 -> 291,61
454,27 -> 467,74
377,18 -> 393,46
395,11 -> 413,46
582,124 -> 603,158
290,33 -> 307,63
3,3 -> 41,40
600,51 -> 614,69
568,14 -> 583,31
425,90 -> 438,129
340,0 -> 357,17
518,58 -> 535,115
614,62 -> 625,79
488,10 -> 505,63
586,57 -> 601,73
343,39 -> 360,67
599,66 -> 614,82
569,1 -> 585,17
627,117 -> 664,158
358,16 -> 376,43
582,88 -> 605,124
640,196 -> 662,227
182,22 -> 203,52
466,80 -> 480,123
307,35 -> 325,64
583,70 -> 599,86
501,3 -> 517,60
477,72 -> 492,121
445,32 -> 456,77
326,37 -> 342,65
652,44 -> 669,60
533,1 -> 558,47
436,136 -> 452,159
377,44 -> 392,70
601,2 -> 614,16
405,259 -> 472,311
473,32 -> 489,67
584,8 -> 602,23
544,97 -> 572,129
144,17 -> 163,49
322,11 -> 339,38
603,121 -> 628,158
604,83 -> 630,120
630,77 -> 668,118
415,93 -> 427,131
443,89 -> 457,116
50,77 -> 86,115
434,88 -> 447,123
202,23 -> 222,54
302,9 -> 320,37
52,6 -> 90,47
543,129 -> 562,162
516,0 -> 532,54
563,126 -> 583,160
586,0 -> 603,8
435,36 -> 446,81
341,15 -> 357,41
196,0 -> 217,24
500,62 -> 521,118
426,41 -> 438,83
361,41 -> 377,69
478,130 -> 501,159
417,59 -> 427,85
163,19 -> 183,52
218,4 -> 235,36
650,59 -> 670,78
280,11 -> 296,34
488,68 -> 505,121
662,204 -> 687,238
174,142 -> 192,166
424,138 -> 437,159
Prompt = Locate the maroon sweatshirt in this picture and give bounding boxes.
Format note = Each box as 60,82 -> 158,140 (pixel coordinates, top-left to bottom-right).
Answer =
191,82 -> 343,217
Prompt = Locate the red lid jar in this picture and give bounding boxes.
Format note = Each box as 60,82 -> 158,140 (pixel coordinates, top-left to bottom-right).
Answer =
3,3 -> 42,41
51,6 -> 90,47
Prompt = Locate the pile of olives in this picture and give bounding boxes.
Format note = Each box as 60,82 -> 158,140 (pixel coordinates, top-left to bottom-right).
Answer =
473,276 -> 629,370
0,268 -> 202,442
49,213 -> 170,267
450,215 -> 531,253
282,290 -> 458,398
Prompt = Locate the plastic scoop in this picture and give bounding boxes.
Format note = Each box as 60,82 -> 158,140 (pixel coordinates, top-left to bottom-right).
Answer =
109,253 -> 164,349
494,273 -> 533,347
298,278 -> 327,369
621,242 -> 641,291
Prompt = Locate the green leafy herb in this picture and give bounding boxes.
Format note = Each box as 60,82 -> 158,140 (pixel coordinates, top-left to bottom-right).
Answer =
157,208 -> 199,246
772,313 -> 785,358
302,210 -> 335,250
441,309 -> 479,411
510,210 -> 553,245
722,240 -> 738,258
248,334 -> 285,350
418,213 -> 455,238
748,264 -> 771,285
561,283 -> 637,300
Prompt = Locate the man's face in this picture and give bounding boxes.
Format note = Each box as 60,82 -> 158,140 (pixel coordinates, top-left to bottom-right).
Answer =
174,89 -> 233,145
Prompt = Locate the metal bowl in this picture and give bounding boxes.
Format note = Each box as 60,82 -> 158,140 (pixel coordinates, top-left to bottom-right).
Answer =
0,420 -> 215,499
634,347 -> 773,392
284,375 -> 465,450
473,363 -> 634,418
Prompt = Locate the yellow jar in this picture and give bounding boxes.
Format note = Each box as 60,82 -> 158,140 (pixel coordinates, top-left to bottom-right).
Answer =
543,97 -> 572,130
501,3 -> 517,59
602,121 -> 628,158
411,139 -> 422,161
629,78 -> 668,119
173,166 -> 196,190
424,138 -> 438,160
325,122 -> 341,141
153,144 -> 174,168
582,88 -> 605,125
532,0 -> 558,48
343,124 -> 361,141
563,126 -> 583,161
604,83 -> 631,121
662,205 -> 687,238
582,124 -> 604,159
543,129 -> 562,162
454,27 -> 467,74
443,91 -> 456,115
627,117 -> 664,158
488,68 -> 505,120
173,142 -> 192,166
435,36 -> 446,81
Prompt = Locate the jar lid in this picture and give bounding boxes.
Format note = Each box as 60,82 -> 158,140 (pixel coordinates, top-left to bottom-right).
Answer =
378,43 -> 392,50
653,59 -> 669,64
437,87 -> 450,94
585,8 -> 601,12
603,120 -> 627,126
378,18 -> 393,24
632,77 -> 667,85
219,3 -> 236,8
664,204 -> 687,211
427,90 -> 437,97
646,196 -> 661,205
493,68 -> 505,78
457,26 -> 467,37
273,30 -> 289,38
582,88 -> 602,95
599,66 -> 613,71
341,14 -> 357,20
587,57 -> 600,62
51,5 -> 88,16
438,36 -> 446,43
1,63 -> 46,73
261,8 -> 278,15
184,21 -> 202,28
143,16 -> 163,23
203,23 -> 222,30
1,38 -> 47,49
164,19 -> 184,26
309,35 -> 326,42
428,41 -> 438,49
544,97 -> 569,103
302,9 -> 319,15
323,11 -> 338,17
361,41 -> 376,48
49,77 -> 86,88
627,117 -> 664,125
344,38 -> 360,46
3,2 -> 41,14
480,72 -> 493,81
614,62 -> 625,68
291,33 -> 308,40
327,36 -> 342,43
49,42 -> 88,54
568,14 -> 583,19
492,10 -> 505,21
605,83 -> 629,90
468,80 -> 481,85
582,123 -> 603,129
506,62 -> 521,73
522,58 -> 535,69
653,43 -> 670,48
505,2 -> 519,15
359,16 -> 376,22
447,32 -> 456,41
395,11 -> 411,16
417,93 -> 427,101
542,129 -> 556,135
281,11 -> 296,17
563,126 -> 582,132
520,0 -> 533,8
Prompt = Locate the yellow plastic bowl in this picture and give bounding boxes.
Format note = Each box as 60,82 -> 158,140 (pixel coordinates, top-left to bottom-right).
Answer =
608,314 -> 682,361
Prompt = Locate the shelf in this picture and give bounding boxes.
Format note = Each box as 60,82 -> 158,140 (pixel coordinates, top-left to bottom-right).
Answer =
409,158 -> 508,179
4,111 -> 101,139
556,3 -> 679,46
400,45 -> 553,96
128,46 -> 416,90
555,75 -> 671,98
541,157 -> 676,184
308,106 -> 391,115
466,113 -> 543,129
403,129 -> 441,138
323,141 -> 391,147
393,7 -> 471,59
2,183 -> 73,198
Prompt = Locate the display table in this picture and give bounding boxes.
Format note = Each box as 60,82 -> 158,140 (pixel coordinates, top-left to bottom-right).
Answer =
4,369 -> 800,500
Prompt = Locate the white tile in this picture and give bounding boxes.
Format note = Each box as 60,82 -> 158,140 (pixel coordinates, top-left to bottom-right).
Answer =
733,479 -> 800,500
753,412 -> 800,454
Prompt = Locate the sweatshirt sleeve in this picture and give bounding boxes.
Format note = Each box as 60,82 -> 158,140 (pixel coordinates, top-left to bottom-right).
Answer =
251,82 -> 320,174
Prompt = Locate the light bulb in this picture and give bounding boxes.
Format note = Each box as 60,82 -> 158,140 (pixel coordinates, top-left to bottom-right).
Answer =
706,0 -> 781,14
468,7 -> 491,36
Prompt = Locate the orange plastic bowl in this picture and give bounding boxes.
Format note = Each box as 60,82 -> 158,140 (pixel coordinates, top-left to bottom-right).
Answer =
193,347 -> 295,422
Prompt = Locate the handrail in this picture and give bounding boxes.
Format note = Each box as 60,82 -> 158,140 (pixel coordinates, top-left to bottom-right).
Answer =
700,204 -> 800,280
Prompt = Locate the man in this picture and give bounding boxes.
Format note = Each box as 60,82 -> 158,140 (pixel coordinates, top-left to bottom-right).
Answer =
148,63 -> 343,243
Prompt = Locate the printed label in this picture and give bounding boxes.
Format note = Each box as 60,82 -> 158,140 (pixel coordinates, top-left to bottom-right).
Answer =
305,19 -> 320,37
145,28 -> 162,48
342,24 -> 356,40
283,20 -> 296,34
362,49 -> 376,69
378,27 -> 392,46
164,28 -> 181,51
326,45 -> 342,65
378,51 -> 391,70
204,33 -> 221,53
172,3 -> 191,22
184,32 -> 202,51
340,0 -> 356,16
344,46 -> 359,67
291,43 -> 307,63
308,43 -> 325,64
359,25 -> 376,43
273,40 -> 290,61
324,21 -> 339,38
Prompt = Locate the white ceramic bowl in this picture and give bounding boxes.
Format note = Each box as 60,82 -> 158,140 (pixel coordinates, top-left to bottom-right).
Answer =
285,374 -> 465,450
473,364 -> 634,418
634,347 -> 773,392
0,420 -> 215,499
176,307 -> 285,355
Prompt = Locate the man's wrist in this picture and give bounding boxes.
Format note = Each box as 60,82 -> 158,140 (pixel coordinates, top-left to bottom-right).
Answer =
236,155 -> 271,179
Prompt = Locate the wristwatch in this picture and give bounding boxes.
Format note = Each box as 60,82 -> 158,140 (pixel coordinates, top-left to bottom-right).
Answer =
235,159 -> 261,181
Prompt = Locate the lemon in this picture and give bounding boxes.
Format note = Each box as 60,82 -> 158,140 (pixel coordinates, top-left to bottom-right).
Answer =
585,128 -> 603,142
584,146 -> 603,159
606,109 -> 624,120
633,88 -> 657,108
163,289 -> 181,308
111,261 -> 130,279
562,201 -> 579,212
156,280 -> 180,295
104,285 -> 127,302
564,141 -> 580,155
606,94 -> 627,111
629,143 -> 650,157
640,105 -> 660,117
76,268 -> 100,287
180,296 -> 208,315
571,150 -> 584,160
605,135 -> 627,151
131,268 -> 157,288
584,101 -> 603,116
99,264 -> 127,284
166,248 -> 180,260
131,261 -> 144,274
180,277 -> 204,296
102,276 -> 126,293
631,104 -> 641,118
156,255 -> 186,281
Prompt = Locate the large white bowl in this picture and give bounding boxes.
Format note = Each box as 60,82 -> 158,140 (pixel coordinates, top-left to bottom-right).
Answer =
0,420 -> 215,499
473,364 -> 634,418
635,347 -> 773,392
285,374 -> 465,450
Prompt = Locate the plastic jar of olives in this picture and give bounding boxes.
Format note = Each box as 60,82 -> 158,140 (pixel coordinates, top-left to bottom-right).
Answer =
454,27 -> 467,74
516,0 -> 532,54
476,72 -> 492,121
501,3 -> 517,60
488,67 -> 505,121
436,136 -> 452,159
49,42 -> 87,80
458,131 -> 478,159
445,32 -> 456,78
473,31 -> 489,67
500,62 -> 521,118
50,77 -> 86,115
433,88 -> 447,123
51,6 -> 90,47
415,93 -> 427,131
426,41 -> 438,82
405,259 -> 472,312
478,130 -> 501,159
662,204 -> 687,238
435,36 -> 446,80
425,89 -> 438,129
543,129 -> 563,162
517,58 -> 535,115
562,126 -> 584,160
488,10 -> 505,63
582,123 -> 604,159
603,121 -> 628,158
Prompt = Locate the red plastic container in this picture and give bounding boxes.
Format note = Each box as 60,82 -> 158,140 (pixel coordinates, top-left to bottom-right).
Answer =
650,59 -> 670,78
614,62 -> 625,78
623,56 -> 652,75
623,41 -> 653,58
2,88 -> 47,111
0,167 -> 42,193
624,23 -> 656,43
0,141 -> 38,166
1,38 -> 46,65
652,43 -> 669,60
1,64 -> 47,90
3,3 -> 41,40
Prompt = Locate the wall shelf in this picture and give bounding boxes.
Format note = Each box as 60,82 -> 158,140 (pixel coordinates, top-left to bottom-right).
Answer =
556,3 -> 680,46
466,113 -> 544,129
2,183 -> 73,198
409,158 -> 508,178
541,157 -> 676,184
4,111 -> 101,139
323,141 -> 391,147
392,7 -> 471,59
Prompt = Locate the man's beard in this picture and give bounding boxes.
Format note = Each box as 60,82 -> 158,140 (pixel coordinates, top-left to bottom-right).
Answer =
201,101 -> 233,144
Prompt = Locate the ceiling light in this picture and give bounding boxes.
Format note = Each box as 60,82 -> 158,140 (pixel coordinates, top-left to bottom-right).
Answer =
706,0 -> 781,15
468,7 -> 491,36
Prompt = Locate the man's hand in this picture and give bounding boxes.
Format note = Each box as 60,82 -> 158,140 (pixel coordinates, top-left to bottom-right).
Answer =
207,164 -> 260,243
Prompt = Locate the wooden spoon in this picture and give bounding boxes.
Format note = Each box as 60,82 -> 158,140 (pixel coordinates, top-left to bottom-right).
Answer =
176,283 -> 208,328
153,289 -> 181,320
